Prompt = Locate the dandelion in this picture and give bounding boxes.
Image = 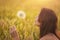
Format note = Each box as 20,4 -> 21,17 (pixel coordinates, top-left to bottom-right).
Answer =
17,10 -> 26,19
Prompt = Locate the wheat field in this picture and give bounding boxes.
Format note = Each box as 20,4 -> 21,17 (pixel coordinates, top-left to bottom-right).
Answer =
0,0 -> 60,40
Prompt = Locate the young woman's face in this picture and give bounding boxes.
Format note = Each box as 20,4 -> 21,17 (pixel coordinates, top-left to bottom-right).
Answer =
35,16 -> 40,26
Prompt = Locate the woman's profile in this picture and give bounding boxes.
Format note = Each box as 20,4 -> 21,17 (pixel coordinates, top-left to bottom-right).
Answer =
35,8 -> 60,40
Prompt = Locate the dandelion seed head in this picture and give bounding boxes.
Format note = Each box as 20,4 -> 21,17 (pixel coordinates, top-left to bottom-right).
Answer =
17,10 -> 26,19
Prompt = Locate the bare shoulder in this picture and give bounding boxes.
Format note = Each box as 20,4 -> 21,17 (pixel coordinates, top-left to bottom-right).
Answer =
40,33 -> 59,40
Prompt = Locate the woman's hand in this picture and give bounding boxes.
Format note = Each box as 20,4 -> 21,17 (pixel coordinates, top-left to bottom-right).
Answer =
9,25 -> 20,40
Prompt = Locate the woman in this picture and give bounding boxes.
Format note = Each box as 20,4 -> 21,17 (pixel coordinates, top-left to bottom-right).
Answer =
35,8 -> 60,40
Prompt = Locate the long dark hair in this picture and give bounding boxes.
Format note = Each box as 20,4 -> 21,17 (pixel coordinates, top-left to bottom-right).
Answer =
38,8 -> 59,39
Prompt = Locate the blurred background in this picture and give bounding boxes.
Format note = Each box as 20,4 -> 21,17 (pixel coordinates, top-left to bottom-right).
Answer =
0,0 -> 60,40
